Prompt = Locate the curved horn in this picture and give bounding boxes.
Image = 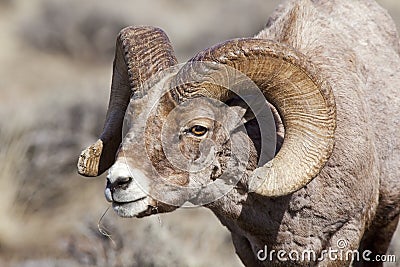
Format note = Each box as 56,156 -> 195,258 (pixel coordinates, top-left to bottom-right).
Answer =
78,26 -> 177,177
174,38 -> 336,197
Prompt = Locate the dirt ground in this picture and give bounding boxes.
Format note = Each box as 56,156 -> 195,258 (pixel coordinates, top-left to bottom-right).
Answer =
0,0 -> 399,266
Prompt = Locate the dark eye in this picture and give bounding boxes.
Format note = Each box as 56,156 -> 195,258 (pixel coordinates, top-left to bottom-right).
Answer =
189,125 -> 208,137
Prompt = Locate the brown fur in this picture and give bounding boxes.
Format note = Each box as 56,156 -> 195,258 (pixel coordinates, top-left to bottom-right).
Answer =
82,0 -> 400,266
207,0 -> 400,265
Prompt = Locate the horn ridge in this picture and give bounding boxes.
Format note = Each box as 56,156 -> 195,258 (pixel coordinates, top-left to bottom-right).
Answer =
78,26 -> 177,177
176,38 -> 336,197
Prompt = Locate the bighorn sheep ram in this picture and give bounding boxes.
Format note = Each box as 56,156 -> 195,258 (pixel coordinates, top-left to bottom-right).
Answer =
78,0 -> 400,266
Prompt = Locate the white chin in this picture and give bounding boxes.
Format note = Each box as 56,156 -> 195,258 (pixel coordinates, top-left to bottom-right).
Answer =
112,197 -> 150,218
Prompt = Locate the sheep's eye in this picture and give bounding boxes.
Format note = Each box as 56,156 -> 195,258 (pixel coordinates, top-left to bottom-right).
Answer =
189,125 -> 208,137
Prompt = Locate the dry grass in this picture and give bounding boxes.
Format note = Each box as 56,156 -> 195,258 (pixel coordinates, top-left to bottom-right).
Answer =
0,0 -> 399,266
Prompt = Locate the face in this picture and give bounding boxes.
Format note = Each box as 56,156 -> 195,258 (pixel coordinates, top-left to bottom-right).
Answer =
104,59 -> 278,217
106,85 -> 256,217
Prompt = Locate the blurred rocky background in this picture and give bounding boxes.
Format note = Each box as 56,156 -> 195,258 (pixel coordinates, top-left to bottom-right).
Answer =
0,0 -> 399,266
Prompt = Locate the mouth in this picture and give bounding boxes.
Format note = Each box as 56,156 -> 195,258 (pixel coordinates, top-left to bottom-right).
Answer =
112,196 -> 157,218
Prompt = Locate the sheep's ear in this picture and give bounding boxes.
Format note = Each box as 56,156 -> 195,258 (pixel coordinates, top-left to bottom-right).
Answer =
225,95 -> 265,128
226,95 -> 277,166
226,105 -> 253,129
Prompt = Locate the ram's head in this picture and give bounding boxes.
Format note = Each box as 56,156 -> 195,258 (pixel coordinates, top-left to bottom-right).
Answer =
77,26 -> 336,218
